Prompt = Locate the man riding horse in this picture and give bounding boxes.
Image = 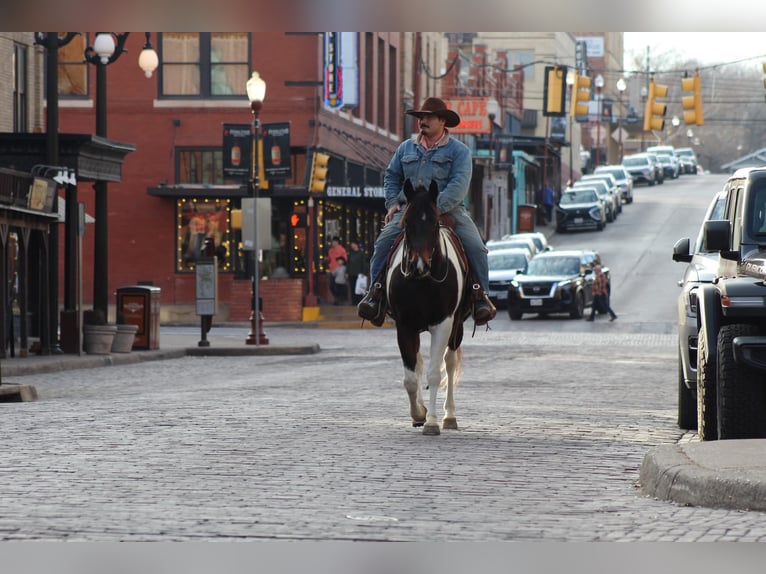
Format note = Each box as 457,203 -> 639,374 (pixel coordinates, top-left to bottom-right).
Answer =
357,97 -> 496,327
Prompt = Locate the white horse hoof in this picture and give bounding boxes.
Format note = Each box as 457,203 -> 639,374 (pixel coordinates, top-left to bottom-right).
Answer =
422,422 -> 441,436
442,417 -> 458,430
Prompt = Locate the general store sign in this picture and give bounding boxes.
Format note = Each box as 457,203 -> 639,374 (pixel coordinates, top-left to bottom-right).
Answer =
442,97 -> 491,134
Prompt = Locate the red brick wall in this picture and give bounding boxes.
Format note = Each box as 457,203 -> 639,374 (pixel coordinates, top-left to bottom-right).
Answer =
228,278 -> 304,323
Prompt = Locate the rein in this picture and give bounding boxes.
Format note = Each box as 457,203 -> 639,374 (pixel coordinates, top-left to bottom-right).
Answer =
399,228 -> 451,283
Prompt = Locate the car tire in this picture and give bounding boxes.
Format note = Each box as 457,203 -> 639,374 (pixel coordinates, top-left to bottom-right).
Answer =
648,180 -> 655,187
569,291 -> 585,319
508,309 -> 522,320
696,327 -> 718,441
678,348 -> 698,430
717,324 -> 766,439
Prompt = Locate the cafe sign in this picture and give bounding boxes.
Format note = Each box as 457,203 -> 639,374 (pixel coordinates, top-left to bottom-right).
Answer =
442,97 -> 491,134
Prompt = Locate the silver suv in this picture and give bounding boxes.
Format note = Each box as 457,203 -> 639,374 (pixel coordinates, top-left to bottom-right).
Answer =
671,190 -> 726,429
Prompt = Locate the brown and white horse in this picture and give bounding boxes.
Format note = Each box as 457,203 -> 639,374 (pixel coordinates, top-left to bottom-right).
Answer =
387,180 -> 471,435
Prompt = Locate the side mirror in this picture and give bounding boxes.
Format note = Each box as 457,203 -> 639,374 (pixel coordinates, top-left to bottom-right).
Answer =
672,237 -> 692,263
704,219 -> 731,252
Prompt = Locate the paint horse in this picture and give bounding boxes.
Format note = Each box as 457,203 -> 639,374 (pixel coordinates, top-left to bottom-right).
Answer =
387,179 -> 471,435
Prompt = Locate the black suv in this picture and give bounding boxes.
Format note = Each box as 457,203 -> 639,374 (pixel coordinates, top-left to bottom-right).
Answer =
696,167 -> 766,440
507,250 -> 608,320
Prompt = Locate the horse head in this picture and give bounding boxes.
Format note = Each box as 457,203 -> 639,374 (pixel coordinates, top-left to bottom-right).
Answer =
401,179 -> 442,279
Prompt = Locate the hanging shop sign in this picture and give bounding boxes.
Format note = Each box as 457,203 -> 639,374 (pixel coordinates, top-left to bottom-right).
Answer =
222,123 -> 252,183
262,122 -> 292,180
324,32 -> 343,109
441,97 -> 491,134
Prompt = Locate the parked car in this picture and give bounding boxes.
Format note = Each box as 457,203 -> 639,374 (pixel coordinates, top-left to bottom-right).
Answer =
501,231 -> 552,253
506,249 -> 608,320
675,147 -> 699,175
572,179 -> 618,222
487,248 -> 531,309
671,190 -> 727,430
555,188 -> 606,232
594,164 -> 634,204
642,152 -> 665,184
486,236 -> 537,258
579,173 -> 623,215
622,153 -> 657,187
647,145 -> 681,179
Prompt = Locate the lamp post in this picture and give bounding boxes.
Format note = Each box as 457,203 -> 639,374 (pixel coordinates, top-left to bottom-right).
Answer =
616,77 -> 626,163
84,32 -> 129,325
566,70 -> 575,183
594,74 -> 604,168
34,32 -> 79,354
640,85 -> 648,152
245,71 -> 267,346
305,197 -> 317,307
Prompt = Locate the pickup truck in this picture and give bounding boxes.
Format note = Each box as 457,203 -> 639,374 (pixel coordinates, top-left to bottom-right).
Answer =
696,167 -> 766,440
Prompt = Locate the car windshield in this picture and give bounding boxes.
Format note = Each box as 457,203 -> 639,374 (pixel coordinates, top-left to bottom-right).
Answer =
623,157 -> 647,167
527,256 -> 581,276
596,168 -> 626,180
488,252 -> 528,271
487,240 -> 532,254
560,190 -> 597,204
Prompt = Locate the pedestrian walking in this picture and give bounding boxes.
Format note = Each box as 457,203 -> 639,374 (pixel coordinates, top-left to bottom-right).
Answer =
586,264 -> 617,321
345,239 -> 368,305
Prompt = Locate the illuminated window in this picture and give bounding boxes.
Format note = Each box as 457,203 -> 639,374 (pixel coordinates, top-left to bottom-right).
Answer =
176,198 -> 232,273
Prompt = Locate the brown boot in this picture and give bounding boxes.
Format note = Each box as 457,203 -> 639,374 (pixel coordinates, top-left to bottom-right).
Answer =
471,284 -> 496,326
357,276 -> 387,326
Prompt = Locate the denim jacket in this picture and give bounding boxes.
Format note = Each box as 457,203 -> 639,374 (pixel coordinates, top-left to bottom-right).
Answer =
384,133 -> 472,214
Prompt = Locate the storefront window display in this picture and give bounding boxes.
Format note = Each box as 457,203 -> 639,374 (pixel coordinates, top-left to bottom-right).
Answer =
176,198 -> 232,272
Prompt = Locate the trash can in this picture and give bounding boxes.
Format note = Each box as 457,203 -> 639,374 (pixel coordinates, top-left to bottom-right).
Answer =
517,203 -> 537,233
116,285 -> 161,350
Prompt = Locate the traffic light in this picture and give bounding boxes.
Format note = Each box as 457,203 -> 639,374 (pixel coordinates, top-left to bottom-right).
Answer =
643,79 -> 668,132
290,212 -> 308,227
569,73 -> 591,118
543,65 -> 567,117
308,151 -> 330,193
681,72 -> 704,126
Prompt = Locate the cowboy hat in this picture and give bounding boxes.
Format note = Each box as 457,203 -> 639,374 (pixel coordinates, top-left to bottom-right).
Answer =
405,97 -> 461,128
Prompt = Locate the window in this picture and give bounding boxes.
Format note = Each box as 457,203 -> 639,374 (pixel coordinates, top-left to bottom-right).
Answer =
58,33 -> 88,97
13,44 -> 27,131
177,149 -> 224,184
160,33 -> 249,98
176,198 -> 232,272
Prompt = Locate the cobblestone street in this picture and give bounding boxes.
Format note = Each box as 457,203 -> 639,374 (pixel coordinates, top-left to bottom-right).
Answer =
2,326 -> 765,541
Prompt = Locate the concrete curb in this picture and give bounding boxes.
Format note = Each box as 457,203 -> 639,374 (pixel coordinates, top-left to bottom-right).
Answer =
640,443 -> 766,512
185,345 -> 320,356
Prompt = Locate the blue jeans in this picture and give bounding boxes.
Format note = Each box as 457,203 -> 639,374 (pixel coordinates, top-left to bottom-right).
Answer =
369,206 -> 489,291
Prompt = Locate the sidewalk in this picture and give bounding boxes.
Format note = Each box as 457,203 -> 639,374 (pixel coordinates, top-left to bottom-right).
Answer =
0,322 -> 320,381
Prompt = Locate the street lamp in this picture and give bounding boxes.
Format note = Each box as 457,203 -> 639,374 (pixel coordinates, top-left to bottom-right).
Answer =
245,71 -> 268,346
138,32 -> 159,78
84,32 -> 129,325
34,32 -> 79,354
594,74 -> 604,168
566,70 -> 575,183
616,77 -> 626,163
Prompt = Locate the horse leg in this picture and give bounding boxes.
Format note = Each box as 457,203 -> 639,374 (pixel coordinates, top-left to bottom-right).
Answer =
423,322 -> 452,435
442,347 -> 460,430
398,329 -> 426,426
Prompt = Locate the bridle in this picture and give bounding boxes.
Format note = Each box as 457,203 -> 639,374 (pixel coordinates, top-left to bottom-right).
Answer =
400,199 -> 450,283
